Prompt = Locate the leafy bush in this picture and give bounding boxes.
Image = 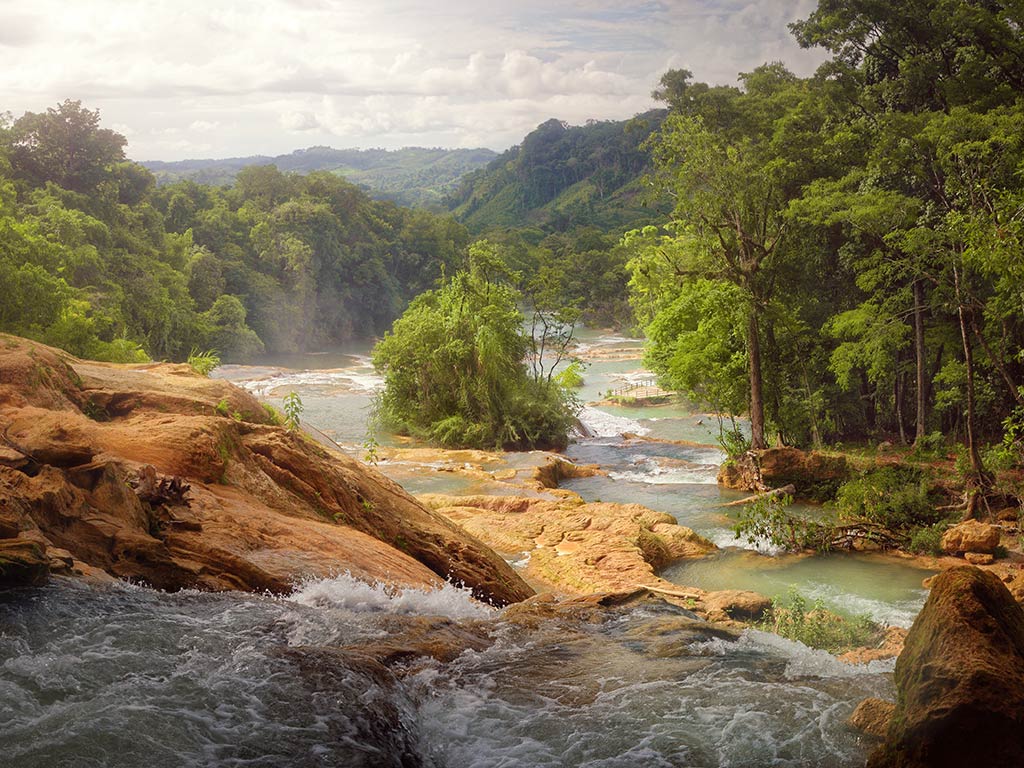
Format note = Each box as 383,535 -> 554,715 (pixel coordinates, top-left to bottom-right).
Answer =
733,493 -> 840,552
835,466 -> 937,530
758,588 -> 880,654
717,423 -> 751,460
554,360 -> 586,389
907,523 -> 947,555
187,348 -> 220,376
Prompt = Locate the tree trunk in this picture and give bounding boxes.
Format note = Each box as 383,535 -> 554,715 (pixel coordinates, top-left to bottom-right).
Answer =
954,264 -> 985,484
913,279 -> 927,444
895,371 -> 907,445
749,307 -> 767,450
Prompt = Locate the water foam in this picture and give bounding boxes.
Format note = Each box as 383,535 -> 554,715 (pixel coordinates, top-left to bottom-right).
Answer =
240,368 -> 383,397
578,406 -> 650,437
608,456 -> 720,486
288,572 -> 496,620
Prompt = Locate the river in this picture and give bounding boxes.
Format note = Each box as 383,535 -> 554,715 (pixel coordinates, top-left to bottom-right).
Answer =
0,331 -> 929,766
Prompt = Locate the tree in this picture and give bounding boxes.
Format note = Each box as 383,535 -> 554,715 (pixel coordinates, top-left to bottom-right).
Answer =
6,100 -> 126,193
372,240 -> 577,450
641,66 -> 817,448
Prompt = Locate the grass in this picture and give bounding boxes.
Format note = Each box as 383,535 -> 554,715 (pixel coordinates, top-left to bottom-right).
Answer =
758,588 -> 881,654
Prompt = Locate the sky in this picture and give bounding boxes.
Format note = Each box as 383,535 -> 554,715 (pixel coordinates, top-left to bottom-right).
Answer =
0,0 -> 829,161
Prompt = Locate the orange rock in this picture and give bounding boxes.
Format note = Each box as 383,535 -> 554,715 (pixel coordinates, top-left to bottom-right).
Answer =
0,335 -> 532,605
849,698 -> 895,738
941,519 -> 1001,555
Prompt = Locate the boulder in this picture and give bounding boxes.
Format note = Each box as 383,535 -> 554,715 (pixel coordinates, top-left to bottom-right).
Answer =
867,566 -> 1024,768
964,551 -> 995,566
0,538 -> 49,587
0,335 -> 534,606
941,519 -> 1001,555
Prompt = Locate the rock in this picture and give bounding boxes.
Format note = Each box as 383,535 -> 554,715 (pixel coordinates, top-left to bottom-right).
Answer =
941,519 -> 1001,555
0,538 -> 49,587
996,507 -> 1020,523
867,566 -> 1024,768
0,335 -> 533,606
717,448 -> 849,501
530,457 -> 603,489
850,698 -> 895,738
702,590 -> 771,622
965,551 -> 995,565
421,493 -> 716,596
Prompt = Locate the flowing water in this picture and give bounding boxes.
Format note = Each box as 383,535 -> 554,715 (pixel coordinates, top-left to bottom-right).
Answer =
1,576 -> 893,767
1,331 -> 927,765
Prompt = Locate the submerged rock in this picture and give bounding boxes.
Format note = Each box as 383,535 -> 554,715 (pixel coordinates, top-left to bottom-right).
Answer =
868,566 -> 1024,768
0,335 -> 532,604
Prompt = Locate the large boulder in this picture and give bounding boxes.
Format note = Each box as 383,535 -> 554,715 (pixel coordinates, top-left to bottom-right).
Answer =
0,335 -> 533,605
867,566 -> 1024,768
940,519 -> 1001,556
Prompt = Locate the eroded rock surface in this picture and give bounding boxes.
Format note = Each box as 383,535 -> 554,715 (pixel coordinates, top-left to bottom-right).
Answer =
717,447 -> 849,501
419,492 -> 718,609
940,519 -> 1001,556
0,335 -> 532,604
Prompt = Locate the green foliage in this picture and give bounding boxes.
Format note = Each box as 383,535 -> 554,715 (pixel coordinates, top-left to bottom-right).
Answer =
261,402 -> 283,426
0,102 -> 471,365
145,147 -> 497,208
835,466 -> 936,531
907,523 -> 947,556
362,435 -> 380,465
283,391 -> 303,432
717,424 -> 752,460
373,240 -> 577,450
448,113 -> 666,233
733,494 -> 839,552
758,588 -> 880,654
188,348 -> 221,376
554,360 -> 586,389
214,398 -> 230,417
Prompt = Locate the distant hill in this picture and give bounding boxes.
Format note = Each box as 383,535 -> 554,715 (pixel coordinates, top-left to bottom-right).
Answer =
141,146 -> 498,208
446,111 -> 670,233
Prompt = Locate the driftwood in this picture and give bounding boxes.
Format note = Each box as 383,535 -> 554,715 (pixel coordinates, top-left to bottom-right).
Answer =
130,464 -> 190,505
722,485 -> 796,507
637,584 -> 702,601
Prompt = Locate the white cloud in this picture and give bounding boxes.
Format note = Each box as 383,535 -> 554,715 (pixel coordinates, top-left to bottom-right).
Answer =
0,0 -> 828,160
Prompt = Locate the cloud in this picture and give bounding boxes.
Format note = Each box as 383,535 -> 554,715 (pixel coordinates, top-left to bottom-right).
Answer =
0,0 -> 828,160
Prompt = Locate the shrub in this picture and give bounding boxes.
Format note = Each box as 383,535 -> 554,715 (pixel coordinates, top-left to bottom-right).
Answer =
283,391 -> 303,432
835,466 -> 937,531
907,523 -> 947,555
188,347 -> 220,376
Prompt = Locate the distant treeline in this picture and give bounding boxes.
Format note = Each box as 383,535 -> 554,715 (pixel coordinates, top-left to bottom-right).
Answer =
0,102 -> 470,362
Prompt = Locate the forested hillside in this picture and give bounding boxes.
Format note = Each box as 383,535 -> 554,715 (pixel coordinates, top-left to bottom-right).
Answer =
143,146 -> 497,208
0,102 -> 469,362
447,112 -> 669,233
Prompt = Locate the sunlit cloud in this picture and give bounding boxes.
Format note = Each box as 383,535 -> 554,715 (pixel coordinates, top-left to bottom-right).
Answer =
0,0 -> 827,160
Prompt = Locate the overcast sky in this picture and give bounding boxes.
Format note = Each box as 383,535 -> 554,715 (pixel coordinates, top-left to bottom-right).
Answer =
0,0 -> 828,161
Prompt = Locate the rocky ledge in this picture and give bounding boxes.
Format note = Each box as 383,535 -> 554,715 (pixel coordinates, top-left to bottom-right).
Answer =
0,335 -> 531,605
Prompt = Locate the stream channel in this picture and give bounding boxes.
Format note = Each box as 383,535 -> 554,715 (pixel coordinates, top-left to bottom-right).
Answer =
1,330 -> 933,766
